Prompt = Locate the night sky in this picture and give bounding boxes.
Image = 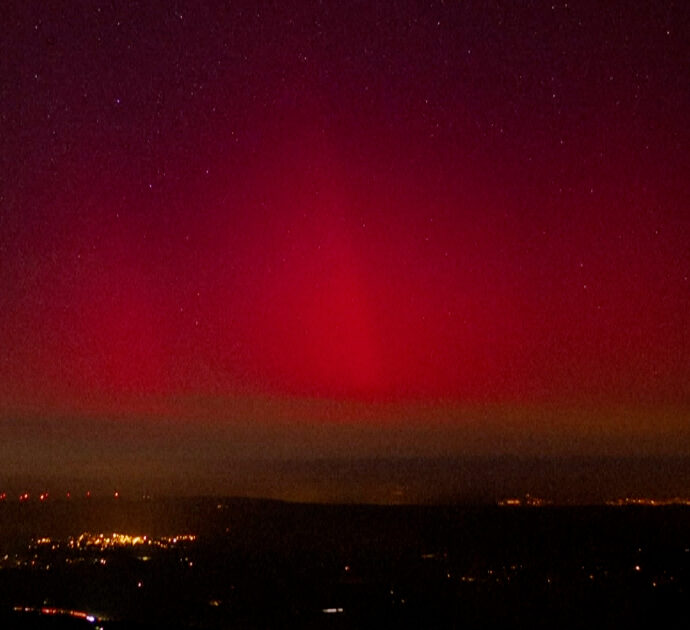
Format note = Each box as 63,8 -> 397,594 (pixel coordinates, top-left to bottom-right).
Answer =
1,1 -> 689,494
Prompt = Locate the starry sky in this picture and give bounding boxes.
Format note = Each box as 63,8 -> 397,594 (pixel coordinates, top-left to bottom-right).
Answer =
1,1 -> 689,490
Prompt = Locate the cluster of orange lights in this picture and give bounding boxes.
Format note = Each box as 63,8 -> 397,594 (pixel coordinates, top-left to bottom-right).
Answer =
13,606 -> 101,625
497,495 -> 550,507
496,496 -> 690,507
2,490 -> 119,502
66,532 -> 196,550
605,497 -> 690,506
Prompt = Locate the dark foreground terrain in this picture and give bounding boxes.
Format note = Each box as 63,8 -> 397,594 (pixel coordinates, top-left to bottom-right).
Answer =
1,498 -> 689,628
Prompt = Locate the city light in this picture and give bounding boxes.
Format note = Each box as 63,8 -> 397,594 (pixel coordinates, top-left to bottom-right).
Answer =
14,606 -> 104,625
67,532 -> 196,550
